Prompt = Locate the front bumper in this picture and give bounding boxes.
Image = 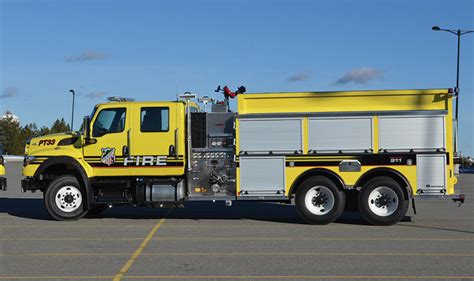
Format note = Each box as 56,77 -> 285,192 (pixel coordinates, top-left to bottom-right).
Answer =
0,178 -> 6,191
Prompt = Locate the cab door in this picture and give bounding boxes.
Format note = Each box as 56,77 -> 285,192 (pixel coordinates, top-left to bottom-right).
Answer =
129,103 -> 185,176
83,104 -> 130,176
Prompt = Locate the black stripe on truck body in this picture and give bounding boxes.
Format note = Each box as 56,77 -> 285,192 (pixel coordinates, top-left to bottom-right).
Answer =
235,152 -> 448,167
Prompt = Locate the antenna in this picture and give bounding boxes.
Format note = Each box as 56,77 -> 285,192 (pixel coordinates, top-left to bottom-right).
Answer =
176,84 -> 179,101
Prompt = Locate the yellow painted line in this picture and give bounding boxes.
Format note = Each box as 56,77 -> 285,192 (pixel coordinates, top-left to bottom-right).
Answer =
0,253 -> 128,257
139,252 -> 474,257
151,237 -> 474,242
113,218 -> 167,281
1,223 -> 471,229
0,276 -> 472,280
0,237 -> 144,241
121,276 -> 474,280
0,237 -> 471,242
0,252 -> 471,257
148,224 -> 364,228
154,223 -> 474,229
0,224 -> 155,229
0,223 -> 322,229
0,277 -> 113,280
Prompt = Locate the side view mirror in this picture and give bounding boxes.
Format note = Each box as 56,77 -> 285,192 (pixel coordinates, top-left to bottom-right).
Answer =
83,116 -> 97,145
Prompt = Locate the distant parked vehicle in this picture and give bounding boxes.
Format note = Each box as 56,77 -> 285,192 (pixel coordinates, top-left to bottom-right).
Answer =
0,146 -> 6,191
460,166 -> 474,174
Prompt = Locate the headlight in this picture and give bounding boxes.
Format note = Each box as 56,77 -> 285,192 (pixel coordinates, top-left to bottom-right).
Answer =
23,155 -> 36,166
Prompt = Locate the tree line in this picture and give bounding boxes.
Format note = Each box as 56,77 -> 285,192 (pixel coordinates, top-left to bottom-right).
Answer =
0,116 -> 70,155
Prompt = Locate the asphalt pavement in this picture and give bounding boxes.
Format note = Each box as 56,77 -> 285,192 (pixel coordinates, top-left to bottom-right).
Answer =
0,161 -> 473,280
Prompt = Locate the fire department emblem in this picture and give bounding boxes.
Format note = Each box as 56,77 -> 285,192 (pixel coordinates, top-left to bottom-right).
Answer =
101,148 -> 116,166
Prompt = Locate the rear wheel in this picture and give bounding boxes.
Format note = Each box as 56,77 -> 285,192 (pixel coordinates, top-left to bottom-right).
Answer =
44,175 -> 88,221
358,176 -> 409,226
295,176 -> 345,224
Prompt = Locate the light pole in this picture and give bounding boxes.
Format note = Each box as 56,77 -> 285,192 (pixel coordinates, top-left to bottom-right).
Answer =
69,89 -> 75,131
432,26 -> 473,153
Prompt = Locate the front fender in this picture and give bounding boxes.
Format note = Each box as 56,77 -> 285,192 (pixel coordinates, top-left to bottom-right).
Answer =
33,156 -> 93,208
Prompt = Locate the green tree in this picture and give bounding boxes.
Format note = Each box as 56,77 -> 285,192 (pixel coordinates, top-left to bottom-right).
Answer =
50,118 -> 70,134
20,123 -> 39,144
38,126 -> 51,136
0,116 -> 23,155
0,116 -> 71,155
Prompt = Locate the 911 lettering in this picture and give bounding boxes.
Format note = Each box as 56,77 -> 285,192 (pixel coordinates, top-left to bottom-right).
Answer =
390,157 -> 403,163
124,156 -> 167,166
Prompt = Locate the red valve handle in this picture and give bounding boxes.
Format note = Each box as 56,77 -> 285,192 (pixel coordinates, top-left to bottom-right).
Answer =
223,86 -> 237,98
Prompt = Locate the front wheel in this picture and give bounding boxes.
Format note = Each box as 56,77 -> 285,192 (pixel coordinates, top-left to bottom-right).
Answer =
295,176 -> 345,224
358,176 -> 409,226
44,176 -> 88,221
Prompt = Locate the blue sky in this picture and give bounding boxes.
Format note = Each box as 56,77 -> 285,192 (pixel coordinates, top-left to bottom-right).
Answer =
1,0 -> 473,155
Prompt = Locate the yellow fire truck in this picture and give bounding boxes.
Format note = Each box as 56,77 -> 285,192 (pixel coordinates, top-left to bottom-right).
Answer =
20,87 -> 464,225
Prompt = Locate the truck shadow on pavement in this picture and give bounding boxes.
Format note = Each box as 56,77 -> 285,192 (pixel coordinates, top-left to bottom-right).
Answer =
0,197 -> 421,228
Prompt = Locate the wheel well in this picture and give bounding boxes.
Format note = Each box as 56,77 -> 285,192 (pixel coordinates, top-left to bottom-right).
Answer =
354,168 -> 412,200
290,168 -> 346,195
39,164 -> 83,184
34,157 -> 92,208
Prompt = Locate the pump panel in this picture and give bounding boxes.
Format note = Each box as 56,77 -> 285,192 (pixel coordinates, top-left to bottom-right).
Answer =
188,112 -> 236,199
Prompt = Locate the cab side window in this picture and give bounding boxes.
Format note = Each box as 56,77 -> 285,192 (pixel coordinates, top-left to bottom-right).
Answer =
92,108 -> 126,137
141,107 -> 169,132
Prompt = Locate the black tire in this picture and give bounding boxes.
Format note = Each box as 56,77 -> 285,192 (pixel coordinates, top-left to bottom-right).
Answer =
358,176 -> 409,226
44,175 -> 88,221
295,176 -> 345,225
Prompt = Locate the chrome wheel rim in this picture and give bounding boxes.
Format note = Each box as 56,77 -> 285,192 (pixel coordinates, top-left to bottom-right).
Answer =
304,186 -> 335,215
55,186 -> 82,213
368,186 -> 398,217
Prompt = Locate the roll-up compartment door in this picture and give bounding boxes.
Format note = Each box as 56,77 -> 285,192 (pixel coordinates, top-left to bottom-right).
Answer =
238,118 -> 302,153
417,154 -> 447,194
239,156 -> 285,196
379,116 -> 445,152
308,117 -> 373,153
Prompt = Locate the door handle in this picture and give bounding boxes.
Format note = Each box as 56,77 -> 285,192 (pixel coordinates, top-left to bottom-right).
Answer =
127,129 -> 131,156
169,145 -> 176,156
174,128 -> 179,156
123,146 -> 129,157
